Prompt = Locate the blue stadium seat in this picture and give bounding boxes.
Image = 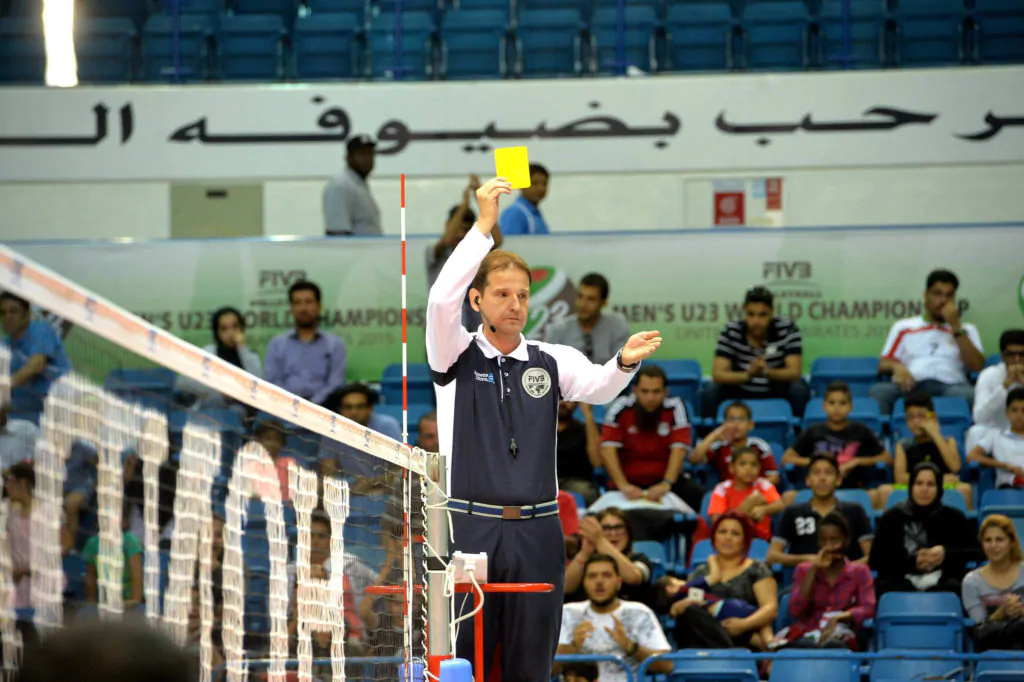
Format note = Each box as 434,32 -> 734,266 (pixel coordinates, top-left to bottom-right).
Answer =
973,0 -> 1024,64
891,0 -> 965,67
975,651 -> 1024,682
740,0 -> 811,70
874,591 -> 966,651
809,356 -> 880,397
717,398 -> 795,445
307,0 -> 368,21
63,553 -> 87,602
513,8 -> 585,76
78,0 -> 151,28
884,487 -> 970,516
440,8 -> 510,78
381,362 -> 436,406
892,396 -> 972,443
292,12 -> 363,79
648,359 -> 703,406
818,0 -> 889,69
802,397 -> 882,434
455,0 -> 511,8
0,17 -> 44,84
217,13 -> 285,79
74,18 -> 137,83
168,0 -> 225,20
870,651 -> 965,682
590,5 -> 659,72
668,650 -> 760,682
367,10 -> 437,79
519,0 -> 587,11
980,489 -> 1024,541
141,13 -> 213,81
231,0 -> 298,18
106,368 -> 178,407
633,540 -> 667,578
984,353 -> 1002,368
373,402 -> 433,444
664,1 -> 735,71
773,591 -> 793,632
689,538 -> 713,570
769,648 -> 860,682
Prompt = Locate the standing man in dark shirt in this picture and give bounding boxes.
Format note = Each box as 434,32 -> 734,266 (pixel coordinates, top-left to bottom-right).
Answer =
767,454 -> 874,568
426,177 -> 662,682
557,401 -> 602,506
705,286 -> 807,417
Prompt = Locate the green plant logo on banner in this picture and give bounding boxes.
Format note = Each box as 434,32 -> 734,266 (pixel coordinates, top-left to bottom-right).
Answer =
525,267 -> 577,339
1019,273 -> 1024,318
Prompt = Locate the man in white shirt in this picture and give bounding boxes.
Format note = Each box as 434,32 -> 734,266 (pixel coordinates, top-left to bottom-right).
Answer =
967,329 -> 1024,451
869,269 -> 985,415
967,387 -> 1024,489
544,273 -> 630,364
557,554 -> 672,681
322,135 -> 382,236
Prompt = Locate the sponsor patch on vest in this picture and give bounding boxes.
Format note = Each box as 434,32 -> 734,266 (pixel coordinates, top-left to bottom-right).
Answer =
474,371 -> 495,384
522,367 -> 552,398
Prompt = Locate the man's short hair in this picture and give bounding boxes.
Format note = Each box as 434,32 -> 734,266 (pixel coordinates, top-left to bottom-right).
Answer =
579,273 -> 610,301
561,662 -> 600,681
1008,387 -> 1024,409
419,410 -> 437,428
6,461 -> 35,489
744,285 -> 773,308
825,380 -> 852,400
819,510 -> 851,539
926,268 -> 959,291
808,452 -> 840,474
529,163 -> 549,178
472,250 -> 532,293
324,382 -> 378,411
0,291 -> 30,312
310,508 -> 332,532
288,280 -> 322,303
636,364 -> 667,387
584,552 -> 619,575
724,400 -> 752,420
1000,329 -> 1024,353
447,204 -> 476,223
731,446 -> 761,468
254,417 -> 286,441
904,390 -> 935,412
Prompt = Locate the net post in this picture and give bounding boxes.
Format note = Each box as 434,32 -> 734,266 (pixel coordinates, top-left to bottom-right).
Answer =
425,451 -> 451,679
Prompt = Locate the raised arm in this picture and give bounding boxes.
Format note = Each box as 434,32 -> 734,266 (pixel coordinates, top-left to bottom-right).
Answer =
547,331 -> 662,407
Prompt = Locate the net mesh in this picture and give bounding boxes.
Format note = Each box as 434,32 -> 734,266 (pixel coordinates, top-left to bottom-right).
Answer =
0,245 -> 431,681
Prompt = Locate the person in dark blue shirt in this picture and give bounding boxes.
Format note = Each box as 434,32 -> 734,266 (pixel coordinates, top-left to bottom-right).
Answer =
1,292 -> 70,419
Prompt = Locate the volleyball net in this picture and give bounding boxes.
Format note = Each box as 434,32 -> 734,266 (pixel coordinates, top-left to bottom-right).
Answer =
0,243 -> 446,681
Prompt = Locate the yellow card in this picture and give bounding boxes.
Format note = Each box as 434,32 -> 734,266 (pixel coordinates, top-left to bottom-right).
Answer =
494,146 -> 531,189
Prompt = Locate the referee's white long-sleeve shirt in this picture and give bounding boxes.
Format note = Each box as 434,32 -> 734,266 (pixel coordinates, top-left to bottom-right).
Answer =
425,227 -> 636,505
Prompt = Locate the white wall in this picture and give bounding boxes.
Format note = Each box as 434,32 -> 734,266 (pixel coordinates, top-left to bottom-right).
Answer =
2,163 -> 1023,242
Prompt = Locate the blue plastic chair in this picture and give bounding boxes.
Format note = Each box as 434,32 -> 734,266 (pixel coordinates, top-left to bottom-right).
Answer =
633,540 -> 667,579
874,592 -> 966,651
689,538 -> 713,571
366,10 -> 437,79
809,356 -> 881,397
665,1 -> 735,72
232,0 -> 298,19
292,12 -> 364,79
980,489 -> 1024,514
647,359 -> 704,407
891,0 -> 966,67
513,8 -> 585,76
975,650 -> 1024,682
307,0 -> 369,16
974,0 -> 1024,64
440,8 -> 511,78
381,362 -> 435,406
802,397 -> 883,435
590,5 -> 659,73
769,648 -> 860,682
666,650 -> 759,682
818,0 -> 889,69
63,553 -> 88,602
774,592 -> 793,633
717,399 -> 795,446
217,13 -> 286,79
870,650 -> 965,681
892,396 -> 972,443
740,0 -> 811,70
141,13 -> 213,81
884,487 -> 970,516
75,18 -> 137,83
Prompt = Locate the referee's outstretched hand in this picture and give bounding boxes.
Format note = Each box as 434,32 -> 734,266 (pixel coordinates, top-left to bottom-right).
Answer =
620,331 -> 662,367
475,177 -> 513,235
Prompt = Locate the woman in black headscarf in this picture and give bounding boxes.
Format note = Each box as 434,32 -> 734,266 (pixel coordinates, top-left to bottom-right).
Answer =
175,307 -> 263,410
869,462 -> 981,596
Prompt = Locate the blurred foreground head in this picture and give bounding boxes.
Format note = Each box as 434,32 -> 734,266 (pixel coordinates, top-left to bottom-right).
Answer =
17,620 -> 197,682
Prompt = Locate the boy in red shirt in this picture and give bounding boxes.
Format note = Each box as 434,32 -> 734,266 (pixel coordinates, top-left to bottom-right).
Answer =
689,400 -> 780,486
707,447 -> 783,540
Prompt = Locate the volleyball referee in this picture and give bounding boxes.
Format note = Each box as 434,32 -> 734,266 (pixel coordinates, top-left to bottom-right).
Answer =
426,177 -> 662,681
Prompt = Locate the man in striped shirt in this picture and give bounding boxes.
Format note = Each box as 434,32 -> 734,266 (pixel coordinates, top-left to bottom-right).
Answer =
703,286 -> 807,417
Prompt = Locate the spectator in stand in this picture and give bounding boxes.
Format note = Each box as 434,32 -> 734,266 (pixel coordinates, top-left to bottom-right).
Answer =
962,514 -> 1024,651
426,175 -> 503,331
499,163 -> 551,235
768,454 -> 874,569
560,663 -> 599,682
318,383 -> 401,482
265,281 -> 347,406
666,512 -> 778,650
0,292 -> 71,419
246,418 -> 298,502
782,381 -> 891,507
707,447 -> 784,541
82,502 -> 144,610
566,508 -> 653,605
557,400 -> 602,506
601,365 -> 701,511
869,269 -> 985,415
877,391 -> 973,508
544,273 -> 630,364
323,135 -> 381,236
416,410 -> 438,453
969,329 -> 1024,451
779,512 -> 875,650
689,400 -> 780,486
556,554 -> 672,681
5,463 -> 45,647
186,576 -> 225,672
0,403 -> 38,473
967,387 -> 1024,489
705,285 -> 807,418
175,307 -> 262,412
870,462 -> 980,596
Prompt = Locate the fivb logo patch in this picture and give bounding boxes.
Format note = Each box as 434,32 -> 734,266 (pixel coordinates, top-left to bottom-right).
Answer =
474,371 -> 495,384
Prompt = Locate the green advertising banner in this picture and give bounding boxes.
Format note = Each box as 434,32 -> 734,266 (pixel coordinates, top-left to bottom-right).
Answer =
12,225 -> 1024,384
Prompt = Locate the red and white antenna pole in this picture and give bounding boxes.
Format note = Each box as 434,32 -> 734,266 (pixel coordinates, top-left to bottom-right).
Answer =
401,173 -> 409,443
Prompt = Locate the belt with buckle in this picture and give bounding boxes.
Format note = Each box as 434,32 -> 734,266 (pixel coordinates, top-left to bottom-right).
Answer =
447,498 -> 560,520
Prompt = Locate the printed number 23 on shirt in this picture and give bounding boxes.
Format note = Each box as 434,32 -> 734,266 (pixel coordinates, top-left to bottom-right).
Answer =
495,147 -> 531,189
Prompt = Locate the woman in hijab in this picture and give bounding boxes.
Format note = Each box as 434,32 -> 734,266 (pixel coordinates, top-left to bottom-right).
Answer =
869,462 -> 981,596
175,307 -> 263,411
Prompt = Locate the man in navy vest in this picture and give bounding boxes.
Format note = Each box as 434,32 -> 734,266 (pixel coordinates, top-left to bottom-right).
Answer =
426,177 -> 662,681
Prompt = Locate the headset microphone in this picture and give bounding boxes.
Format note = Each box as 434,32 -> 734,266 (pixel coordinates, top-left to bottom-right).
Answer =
476,296 -> 497,333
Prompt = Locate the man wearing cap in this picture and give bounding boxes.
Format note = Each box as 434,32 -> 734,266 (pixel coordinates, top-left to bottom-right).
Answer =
703,285 -> 807,417
322,135 -> 382,236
